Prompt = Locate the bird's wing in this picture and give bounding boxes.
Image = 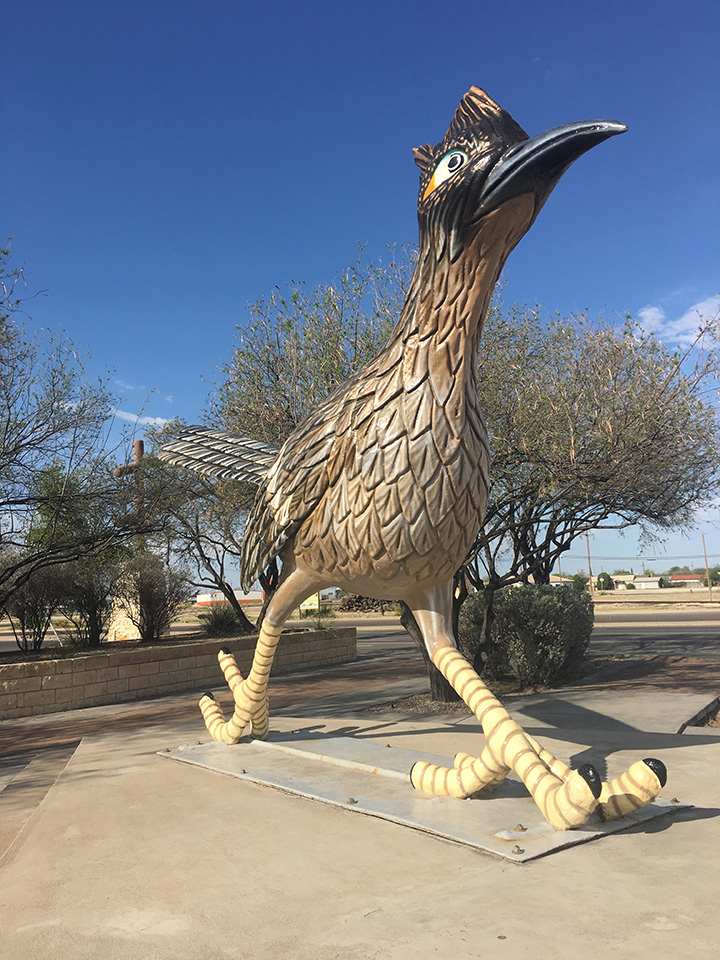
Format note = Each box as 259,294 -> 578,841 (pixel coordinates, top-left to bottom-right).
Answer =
157,426 -> 279,483
238,370 -> 377,590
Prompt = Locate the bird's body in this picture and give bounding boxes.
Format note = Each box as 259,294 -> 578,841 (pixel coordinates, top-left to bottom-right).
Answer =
159,87 -> 667,830
242,206 -> 534,596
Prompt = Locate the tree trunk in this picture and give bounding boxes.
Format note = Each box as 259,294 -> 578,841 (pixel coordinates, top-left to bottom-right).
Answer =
399,601 -> 461,703
452,567 -> 469,641
256,559 -> 279,632
471,583 -> 496,675
216,581 -> 256,634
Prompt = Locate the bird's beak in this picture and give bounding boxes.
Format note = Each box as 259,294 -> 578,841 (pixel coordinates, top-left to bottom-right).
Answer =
476,119 -> 627,220
423,174 -> 438,202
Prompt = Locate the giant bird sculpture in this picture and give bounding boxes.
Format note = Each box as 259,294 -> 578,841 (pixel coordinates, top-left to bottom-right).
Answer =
160,87 -> 666,830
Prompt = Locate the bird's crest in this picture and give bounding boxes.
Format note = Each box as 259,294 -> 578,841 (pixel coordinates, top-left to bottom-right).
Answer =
413,85 -> 528,171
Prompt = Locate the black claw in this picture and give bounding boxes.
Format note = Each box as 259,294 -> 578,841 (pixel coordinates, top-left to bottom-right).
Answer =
642,757 -> 667,788
578,763 -> 602,799
219,647 -> 231,655
202,692 -> 214,700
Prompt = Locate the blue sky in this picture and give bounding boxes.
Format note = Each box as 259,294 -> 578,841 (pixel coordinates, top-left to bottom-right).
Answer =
3,0 -> 719,574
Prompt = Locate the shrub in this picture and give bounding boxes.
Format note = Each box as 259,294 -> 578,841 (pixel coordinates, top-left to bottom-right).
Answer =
197,603 -> 246,637
596,572 -> 614,591
116,553 -> 189,642
300,603 -> 337,631
0,563 -> 65,650
58,559 -> 118,648
459,585 -> 594,688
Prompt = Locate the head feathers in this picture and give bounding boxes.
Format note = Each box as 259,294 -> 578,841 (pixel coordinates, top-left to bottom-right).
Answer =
413,86 -> 528,170
445,86 -> 528,144
412,143 -> 435,172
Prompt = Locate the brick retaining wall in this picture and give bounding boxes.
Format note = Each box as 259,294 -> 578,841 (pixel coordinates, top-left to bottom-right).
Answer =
0,627 -> 356,720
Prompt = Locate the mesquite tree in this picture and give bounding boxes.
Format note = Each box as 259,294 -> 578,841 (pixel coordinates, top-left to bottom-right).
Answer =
0,245 -> 147,608
209,246 -> 413,443
463,306 -> 720,671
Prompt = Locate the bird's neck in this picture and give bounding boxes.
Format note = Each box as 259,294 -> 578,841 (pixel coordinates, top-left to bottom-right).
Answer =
392,198 -> 535,421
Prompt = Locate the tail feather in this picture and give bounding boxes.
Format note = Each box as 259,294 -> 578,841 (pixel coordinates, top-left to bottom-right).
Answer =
158,426 -> 279,484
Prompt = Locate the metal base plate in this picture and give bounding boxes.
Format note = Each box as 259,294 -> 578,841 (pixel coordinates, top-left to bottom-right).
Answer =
161,732 -> 688,862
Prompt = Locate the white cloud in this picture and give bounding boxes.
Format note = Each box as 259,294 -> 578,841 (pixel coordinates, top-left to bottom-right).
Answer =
637,305 -> 666,333
637,294 -> 719,347
113,409 -> 170,427
114,378 -> 136,391
164,395 -> 173,404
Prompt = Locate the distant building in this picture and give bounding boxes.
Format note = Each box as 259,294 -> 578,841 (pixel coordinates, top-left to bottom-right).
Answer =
632,576 -> 663,590
669,574 -> 704,588
300,587 -> 342,609
195,589 -> 264,606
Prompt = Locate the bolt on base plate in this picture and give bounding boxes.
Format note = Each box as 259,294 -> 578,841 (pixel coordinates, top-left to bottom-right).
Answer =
160,732 -> 689,862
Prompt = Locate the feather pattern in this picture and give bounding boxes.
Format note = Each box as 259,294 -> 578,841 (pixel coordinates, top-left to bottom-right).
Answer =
160,86 -> 541,596
157,426 -> 278,483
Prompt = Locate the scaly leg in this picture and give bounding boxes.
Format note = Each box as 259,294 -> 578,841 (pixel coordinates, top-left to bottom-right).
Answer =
198,564 -> 322,744
200,621 -> 282,743
411,646 -> 602,829
406,589 -> 666,830
412,646 -> 666,828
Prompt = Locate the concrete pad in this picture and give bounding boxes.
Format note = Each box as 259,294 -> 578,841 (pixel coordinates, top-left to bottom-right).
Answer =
457,687 -> 717,736
163,734 -> 688,862
0,745 -> 79,858
0,690 -> 718,960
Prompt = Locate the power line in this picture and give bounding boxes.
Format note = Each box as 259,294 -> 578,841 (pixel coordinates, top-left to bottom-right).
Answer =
565,553 -> 719,561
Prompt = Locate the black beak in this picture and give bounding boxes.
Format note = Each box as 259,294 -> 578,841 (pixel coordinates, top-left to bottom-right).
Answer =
476,119 -> 627,220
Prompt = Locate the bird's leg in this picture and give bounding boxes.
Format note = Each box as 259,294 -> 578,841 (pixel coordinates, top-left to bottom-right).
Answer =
411,646 -> 602,829
413,645 -> 668,828
200,621 -> 282,744
406,590 -> 666,829
405,595 -> 601,827
198,567 -> 323,745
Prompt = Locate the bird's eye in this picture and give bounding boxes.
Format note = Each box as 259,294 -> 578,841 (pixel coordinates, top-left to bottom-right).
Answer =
434,150 -> 468,185
422,149 -> 469,200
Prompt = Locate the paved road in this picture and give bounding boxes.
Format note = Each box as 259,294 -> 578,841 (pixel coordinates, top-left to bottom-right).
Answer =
348,609 -> 720,658
1,607 -> 718,658
0,616 -> 415,657
591,606 -> 720,657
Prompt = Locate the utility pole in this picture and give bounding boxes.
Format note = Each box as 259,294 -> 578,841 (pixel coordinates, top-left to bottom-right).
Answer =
585,533 -> 594,592
114,438 -> 145,549
701,533 -> 712,601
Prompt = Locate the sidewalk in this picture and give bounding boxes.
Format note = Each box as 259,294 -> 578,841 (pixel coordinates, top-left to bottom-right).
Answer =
1,651 -> 719,959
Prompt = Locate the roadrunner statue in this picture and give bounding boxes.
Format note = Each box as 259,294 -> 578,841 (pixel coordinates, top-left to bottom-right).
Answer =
160,87 -> 666,830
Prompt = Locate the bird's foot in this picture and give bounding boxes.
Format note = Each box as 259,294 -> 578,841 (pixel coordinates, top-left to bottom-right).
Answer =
411,746 -> 510,799
425,738 -> 667,828
198,648 -> 269,744
417,648 -> 666,830
411,738 -> 601,830
526,737 -> 667,822
597,758 -> 667,821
